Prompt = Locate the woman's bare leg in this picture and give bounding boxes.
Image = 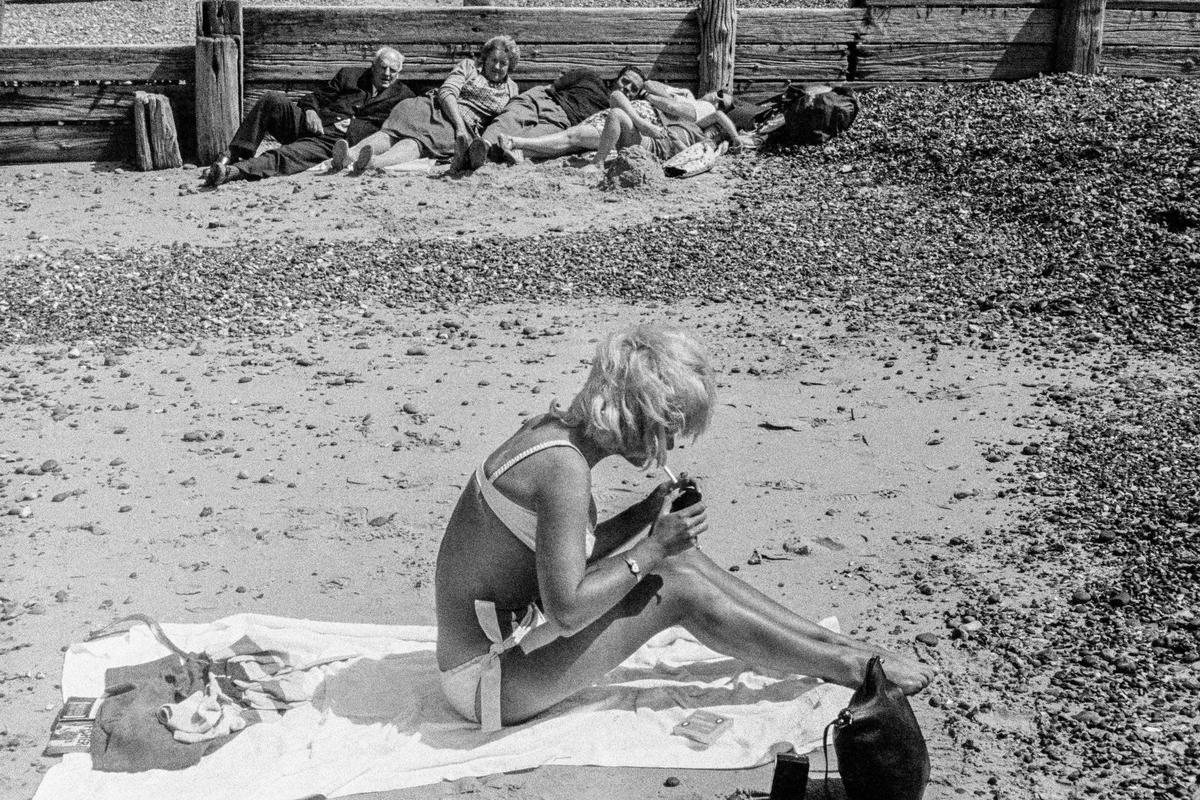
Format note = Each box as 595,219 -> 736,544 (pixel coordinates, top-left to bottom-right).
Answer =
365,138 -> 422,170
588,109 -> 641,170
506,126 -> 601,158
338,131 -> 394,172
496,547 -> 933,725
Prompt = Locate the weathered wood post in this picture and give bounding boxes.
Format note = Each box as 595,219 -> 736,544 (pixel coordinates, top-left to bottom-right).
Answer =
1056,0 -> 1106,74
195,0 -> 243,165
698,0 -> 737,95
133,92 -> 184,171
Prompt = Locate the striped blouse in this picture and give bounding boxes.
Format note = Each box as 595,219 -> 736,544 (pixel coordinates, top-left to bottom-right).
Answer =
437,58 -> 518,130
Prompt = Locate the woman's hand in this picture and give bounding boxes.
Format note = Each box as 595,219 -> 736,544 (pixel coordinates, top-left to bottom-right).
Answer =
650,494 -> 708,556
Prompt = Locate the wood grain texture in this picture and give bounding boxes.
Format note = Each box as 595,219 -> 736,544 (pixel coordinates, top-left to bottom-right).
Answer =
866,0 -> 1058,8
0,84 -> 192,124
699,0 -> 737,93
242,6 -> 699,45
1056,0 -> 1106,73
195,35 -> 242,166
1104,8 -> 1200,46
862,6 -> 1059,44
0,45 -> 194,83
243,42 -> 700,82
133,91 -> 183,170
1103,44 -> 1200,75
856,42 -> 1054,79
735,44 -> 849,80
737,8 -> 866,44
0,123 -> 129,164
1108,0 -> 1200,11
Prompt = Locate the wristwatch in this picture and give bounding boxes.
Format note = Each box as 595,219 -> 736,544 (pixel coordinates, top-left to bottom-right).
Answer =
624,555 -> 642,581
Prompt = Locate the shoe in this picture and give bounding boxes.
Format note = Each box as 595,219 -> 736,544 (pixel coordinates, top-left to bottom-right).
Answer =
352,144 -> 373,174
204,160 -> 230,188
331,139 -> 351,172
467,137 -> 489,170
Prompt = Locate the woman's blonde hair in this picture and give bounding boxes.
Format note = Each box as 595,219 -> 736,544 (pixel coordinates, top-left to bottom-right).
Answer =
552,324 -> 716,467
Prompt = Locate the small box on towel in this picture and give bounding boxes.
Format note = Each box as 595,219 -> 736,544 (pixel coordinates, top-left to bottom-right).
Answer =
671,709 -> 733,747
43,696 -> 101,756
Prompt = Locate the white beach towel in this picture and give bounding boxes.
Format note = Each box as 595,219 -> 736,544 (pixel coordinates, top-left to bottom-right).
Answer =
34,613 -> 850,800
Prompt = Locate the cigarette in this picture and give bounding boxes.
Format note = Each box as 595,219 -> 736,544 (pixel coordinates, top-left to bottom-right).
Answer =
662,465 -> 677,484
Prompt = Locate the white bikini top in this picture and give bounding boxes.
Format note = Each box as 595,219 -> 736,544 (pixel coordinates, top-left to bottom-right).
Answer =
475,440 -> 596,557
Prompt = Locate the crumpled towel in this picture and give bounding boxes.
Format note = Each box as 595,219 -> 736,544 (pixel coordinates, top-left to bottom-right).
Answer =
158,673 -> 246,743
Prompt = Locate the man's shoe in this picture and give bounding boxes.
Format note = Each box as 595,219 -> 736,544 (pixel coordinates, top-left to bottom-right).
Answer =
204,161 -> 230,188
352,144 -> 373,174
330,139 -> 351,172
467,137 -> 489,171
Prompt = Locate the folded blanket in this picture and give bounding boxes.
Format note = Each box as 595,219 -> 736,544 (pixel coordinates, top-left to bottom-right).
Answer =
35,613 -> 850,800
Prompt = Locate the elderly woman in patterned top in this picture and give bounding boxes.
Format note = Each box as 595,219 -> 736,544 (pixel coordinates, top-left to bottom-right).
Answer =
328,36 -> 520,173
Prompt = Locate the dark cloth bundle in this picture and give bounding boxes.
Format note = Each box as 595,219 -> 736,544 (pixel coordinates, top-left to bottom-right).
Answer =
831,656 -> 931,800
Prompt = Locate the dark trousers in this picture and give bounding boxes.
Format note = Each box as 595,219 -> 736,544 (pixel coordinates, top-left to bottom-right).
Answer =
228,91 -> 378,181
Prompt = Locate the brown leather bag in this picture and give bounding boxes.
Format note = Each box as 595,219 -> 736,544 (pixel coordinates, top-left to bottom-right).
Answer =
829,656 -> 931,800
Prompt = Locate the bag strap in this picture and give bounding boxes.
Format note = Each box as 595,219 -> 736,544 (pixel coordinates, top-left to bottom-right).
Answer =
823,708 -> 852,800
86,613 -> 192,661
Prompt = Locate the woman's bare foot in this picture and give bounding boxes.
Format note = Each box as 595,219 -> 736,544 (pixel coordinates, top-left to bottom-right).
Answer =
866,650 -> 935,696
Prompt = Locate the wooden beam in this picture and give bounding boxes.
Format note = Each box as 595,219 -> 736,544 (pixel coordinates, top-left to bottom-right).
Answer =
734,44 -> 850,81
195,0 -> 243,166
856,42 -> 1054,80
1103,9 -> 1200,46
862,6 -> 1059,44
737,8 -> 866,43
699,0 -> 737,95
242,6 -> 699,45
1057,0 -> 1106,73
1109,0 -> 1200,11
1102,44 -> 1200,75
0,124 -> 129,165
0,45 -> 194,83
0,84 -> 193,124
866,0 -> 1058,7
243,42 -> 701,83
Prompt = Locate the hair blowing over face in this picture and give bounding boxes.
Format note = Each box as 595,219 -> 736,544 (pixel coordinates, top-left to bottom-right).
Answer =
552,324 -> 716,468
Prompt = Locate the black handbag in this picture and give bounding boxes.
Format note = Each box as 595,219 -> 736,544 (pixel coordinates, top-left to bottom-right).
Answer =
826,656 -> 931,800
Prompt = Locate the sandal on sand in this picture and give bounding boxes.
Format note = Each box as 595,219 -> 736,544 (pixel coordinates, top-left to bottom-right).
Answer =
352,145 -> 373,174
331,139 -> 351,172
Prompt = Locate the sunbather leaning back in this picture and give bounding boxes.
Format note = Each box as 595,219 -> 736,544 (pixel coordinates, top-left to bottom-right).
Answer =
433,322 -> 934,732
328,36 -> 520,174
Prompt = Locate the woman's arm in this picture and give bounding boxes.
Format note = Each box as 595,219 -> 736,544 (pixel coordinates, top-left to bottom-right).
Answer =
531,453 -> 699,632
590,480 -> 672,559
608,90 -> 664,138
437,60 -> 476,151
642,81 -> 697,122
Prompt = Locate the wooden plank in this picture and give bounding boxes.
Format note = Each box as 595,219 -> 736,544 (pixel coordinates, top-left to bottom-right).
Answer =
1102,44 -> 1200,75
242,6 -> 699,45
737,8 -> 866,43
735,44 -> 850,81
0,123 -> 130,164
243,42 -> 700,82
0,45 -> 194,84
856,42 -> 1054,79
866,0 -> 1058,7
0,84 -> 192,124
1104,9 -> 1200,46
862,6 -> 1059,43
1109,0 -> 1200,11
1057,0 -> 1106,73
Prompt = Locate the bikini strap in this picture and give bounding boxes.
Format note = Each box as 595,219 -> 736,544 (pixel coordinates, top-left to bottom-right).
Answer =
488,440 -> 583,481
